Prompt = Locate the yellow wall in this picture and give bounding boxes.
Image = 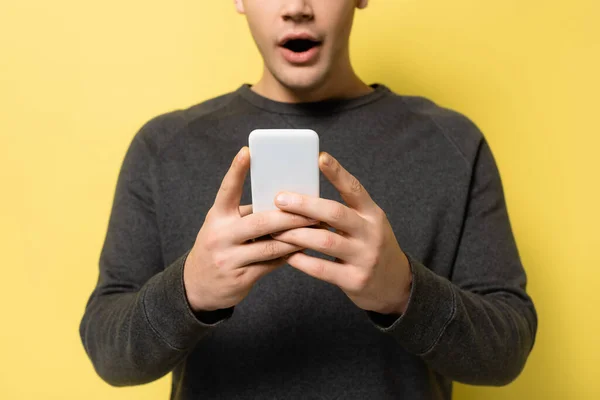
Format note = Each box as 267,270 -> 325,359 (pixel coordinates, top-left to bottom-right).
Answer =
1,0 -> 598,398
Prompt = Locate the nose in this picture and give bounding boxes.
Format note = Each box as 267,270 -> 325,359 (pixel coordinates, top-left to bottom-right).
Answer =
281,0 -> 314,22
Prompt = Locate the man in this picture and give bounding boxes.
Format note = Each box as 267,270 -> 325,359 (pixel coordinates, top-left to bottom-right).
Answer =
79,1 -> 537,399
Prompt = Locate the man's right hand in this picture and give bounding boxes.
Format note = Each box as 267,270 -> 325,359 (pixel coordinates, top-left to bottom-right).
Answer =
183,146 -> 318,313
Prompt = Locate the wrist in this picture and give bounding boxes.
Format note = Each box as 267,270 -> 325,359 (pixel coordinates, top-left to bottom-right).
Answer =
182,250 -> 211,313
392,250 -> 413,315
396,279 -> 412,315
181,249 -> 235,326
398,250 -> 413,314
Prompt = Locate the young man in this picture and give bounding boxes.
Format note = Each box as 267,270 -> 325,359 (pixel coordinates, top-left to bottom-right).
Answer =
80,1 -> 537,399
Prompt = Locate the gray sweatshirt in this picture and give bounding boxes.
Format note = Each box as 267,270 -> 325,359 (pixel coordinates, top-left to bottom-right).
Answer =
79,84 -> 537,399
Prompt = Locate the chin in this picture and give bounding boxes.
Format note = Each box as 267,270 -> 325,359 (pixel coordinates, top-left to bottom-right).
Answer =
273,66 -> 329,94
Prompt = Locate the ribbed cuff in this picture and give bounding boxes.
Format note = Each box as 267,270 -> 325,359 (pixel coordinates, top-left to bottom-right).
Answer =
367,251 -> 456,355
142,250 -> 233,350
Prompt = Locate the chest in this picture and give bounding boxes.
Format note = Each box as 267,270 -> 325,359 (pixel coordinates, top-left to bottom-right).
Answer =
155,122 -> 469,276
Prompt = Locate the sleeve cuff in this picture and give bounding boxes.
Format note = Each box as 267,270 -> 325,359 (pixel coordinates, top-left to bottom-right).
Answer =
367,251 -> 457,355
142,250 -> 233,350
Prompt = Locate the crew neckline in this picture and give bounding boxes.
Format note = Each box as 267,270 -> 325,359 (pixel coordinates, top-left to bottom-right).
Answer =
236,83 -> 391,116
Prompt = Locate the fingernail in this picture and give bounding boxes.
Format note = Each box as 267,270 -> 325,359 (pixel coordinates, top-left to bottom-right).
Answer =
320,153 -> 332,166
237,148 -> 246,162
276,193 -> 290,206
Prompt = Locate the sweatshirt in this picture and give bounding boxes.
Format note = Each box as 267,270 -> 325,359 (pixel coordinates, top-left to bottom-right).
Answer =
79,83 -> 537,399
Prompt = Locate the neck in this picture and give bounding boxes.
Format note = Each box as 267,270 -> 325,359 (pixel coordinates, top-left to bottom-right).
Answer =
251,59 -> 373,103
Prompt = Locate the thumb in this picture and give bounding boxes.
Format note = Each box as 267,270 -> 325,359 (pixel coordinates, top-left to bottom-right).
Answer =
212,147 -> 249,215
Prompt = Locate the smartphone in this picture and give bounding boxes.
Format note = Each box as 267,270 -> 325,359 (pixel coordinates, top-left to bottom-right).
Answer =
249,129 -> 320,213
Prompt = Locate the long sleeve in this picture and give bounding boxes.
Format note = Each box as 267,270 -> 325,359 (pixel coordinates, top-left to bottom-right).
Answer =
78,123 -> 232,387
368,139 -> 538,386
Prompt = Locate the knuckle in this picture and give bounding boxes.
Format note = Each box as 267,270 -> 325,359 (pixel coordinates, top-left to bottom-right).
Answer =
313,260 -> 326,276
319,231 -> 336,250
213,252 -> 229,269
204,232 -> 221,250
252,213 -> 268,232
352,271 -> 371,292
233,268 -> 252,286
329,203 -> 346,221
372,228 -> 386,250
374,206 -> 387,222
365,251 -> 380,268
349,176 -> 363,194
261,241 -> 279,259
233,268 -> 246,279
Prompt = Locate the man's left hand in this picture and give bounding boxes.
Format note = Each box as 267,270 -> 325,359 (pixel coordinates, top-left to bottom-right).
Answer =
271,152 -> 413,316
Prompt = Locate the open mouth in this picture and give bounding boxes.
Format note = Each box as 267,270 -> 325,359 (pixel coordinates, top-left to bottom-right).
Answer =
281,39 -> 322,53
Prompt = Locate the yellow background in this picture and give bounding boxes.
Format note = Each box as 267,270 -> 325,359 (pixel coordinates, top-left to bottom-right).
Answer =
1,0 -> 598,398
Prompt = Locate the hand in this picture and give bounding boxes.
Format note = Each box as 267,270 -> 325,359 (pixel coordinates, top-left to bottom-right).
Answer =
270,152 -> 413,316
183,147 -> 318,312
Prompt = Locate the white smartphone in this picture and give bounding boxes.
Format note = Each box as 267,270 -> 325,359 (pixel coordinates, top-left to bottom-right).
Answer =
249,129 -> 320,213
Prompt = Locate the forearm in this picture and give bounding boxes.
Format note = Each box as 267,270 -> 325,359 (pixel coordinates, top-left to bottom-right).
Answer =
369,252 -> 537,385
79,252 -> 231,386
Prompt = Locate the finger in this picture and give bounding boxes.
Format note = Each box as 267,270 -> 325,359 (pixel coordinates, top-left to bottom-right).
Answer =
233,239 -> 304,267
270,227 -> 356,261
213,147 -> 249,214
274,193 -> 364,234
285,252 -> 353,289
318,152 -> 377,212
234,210 -> 318,243
239,204 -> 253,217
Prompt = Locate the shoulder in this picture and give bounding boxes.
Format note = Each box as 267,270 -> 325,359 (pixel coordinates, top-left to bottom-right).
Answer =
131,89 -> 245,155
386,91 -> 485,168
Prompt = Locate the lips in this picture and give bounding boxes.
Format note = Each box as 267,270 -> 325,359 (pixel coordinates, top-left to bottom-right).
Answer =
278,32 -> 323,65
